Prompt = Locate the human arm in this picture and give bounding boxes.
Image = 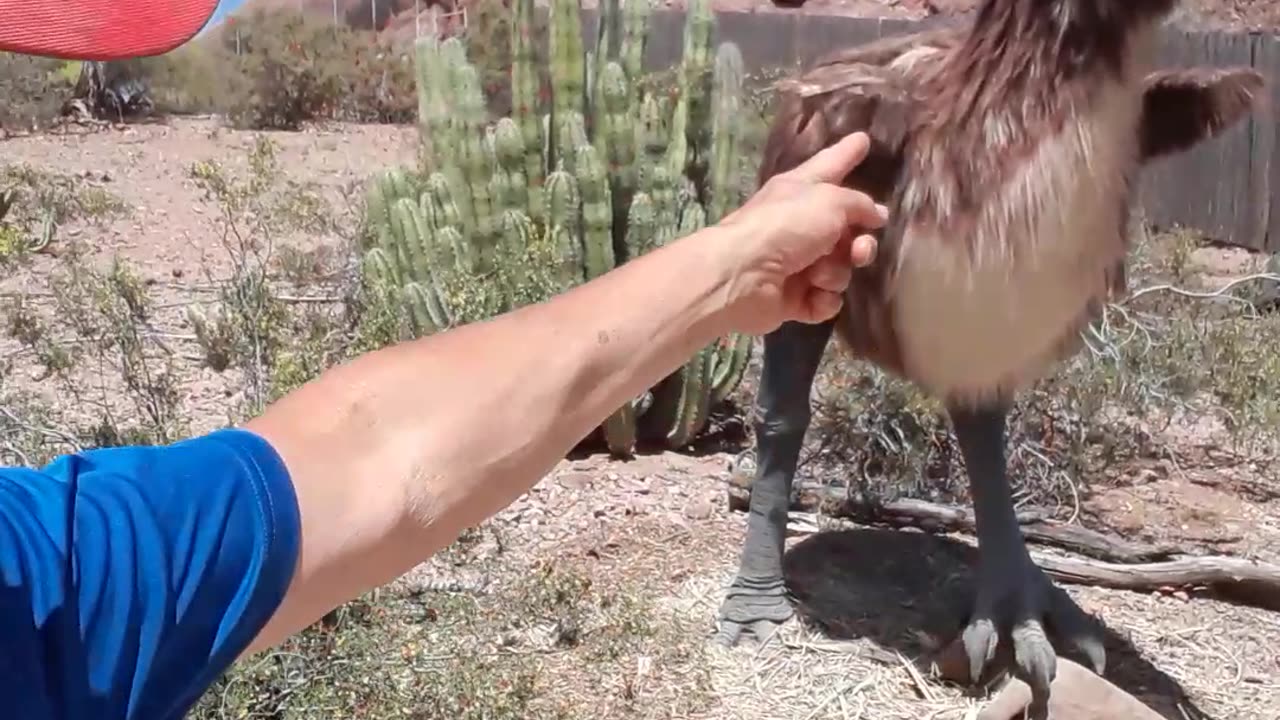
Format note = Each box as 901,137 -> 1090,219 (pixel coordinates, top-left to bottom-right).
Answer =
238,131 -> 887,653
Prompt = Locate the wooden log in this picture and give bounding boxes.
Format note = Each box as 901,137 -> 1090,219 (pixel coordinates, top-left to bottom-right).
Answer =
725,477 -> 1179,563
1030,552 -> 1280,612
725,479 -> 1280,612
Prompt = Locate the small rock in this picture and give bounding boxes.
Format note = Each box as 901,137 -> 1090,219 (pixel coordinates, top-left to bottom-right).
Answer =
683,499 -> 715,520
557,472 -> 592,490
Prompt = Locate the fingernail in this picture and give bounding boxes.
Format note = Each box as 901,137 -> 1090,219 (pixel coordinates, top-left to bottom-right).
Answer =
875,204 -> 890,221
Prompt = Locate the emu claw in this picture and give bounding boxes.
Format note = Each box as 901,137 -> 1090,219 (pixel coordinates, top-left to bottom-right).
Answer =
714,576 -> 793,647
962,563 -> 1106,719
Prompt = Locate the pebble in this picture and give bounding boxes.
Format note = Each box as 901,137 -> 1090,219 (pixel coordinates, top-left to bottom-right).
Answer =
557,472 -> 593,490
683,498 -> 715,520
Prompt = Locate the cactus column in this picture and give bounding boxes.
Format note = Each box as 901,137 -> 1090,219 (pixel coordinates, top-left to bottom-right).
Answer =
359,0 -> 755,458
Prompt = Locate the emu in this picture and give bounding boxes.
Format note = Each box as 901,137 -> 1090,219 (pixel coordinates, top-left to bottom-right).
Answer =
717,0 -> 1264,714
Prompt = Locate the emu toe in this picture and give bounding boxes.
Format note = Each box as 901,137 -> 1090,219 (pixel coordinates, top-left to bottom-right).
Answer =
714,576 -> 793,646
962,561 -> 1106,720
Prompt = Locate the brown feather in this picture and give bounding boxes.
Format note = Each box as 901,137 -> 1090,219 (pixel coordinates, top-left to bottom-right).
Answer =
1140,67 -> 1267,161
756,0 -> 1264,407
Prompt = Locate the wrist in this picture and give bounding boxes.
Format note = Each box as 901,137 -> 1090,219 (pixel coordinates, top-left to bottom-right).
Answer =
668,223 -> 749,339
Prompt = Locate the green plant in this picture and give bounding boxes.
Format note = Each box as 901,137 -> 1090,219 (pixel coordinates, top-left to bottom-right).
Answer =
0,52 -> 77,131
216,8 -> 417,130
359,0 -> 755,457
0,164 -> 128,264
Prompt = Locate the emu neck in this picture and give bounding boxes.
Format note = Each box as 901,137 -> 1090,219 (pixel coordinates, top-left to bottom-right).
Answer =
944,0 -> 1172,116
904,0 -> 1167,229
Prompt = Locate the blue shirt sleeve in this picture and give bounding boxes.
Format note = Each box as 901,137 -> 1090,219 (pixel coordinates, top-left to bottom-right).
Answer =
0,427 -> 301,720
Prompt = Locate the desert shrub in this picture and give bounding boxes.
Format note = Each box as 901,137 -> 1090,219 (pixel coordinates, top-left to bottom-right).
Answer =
134,41 -> 239,116
0,52 -> 78,131
184,135 -> 363,415
0,136 -> 361,457
1,245 -> 188,447
208,8 -> 416,129
0,163 -> 129,265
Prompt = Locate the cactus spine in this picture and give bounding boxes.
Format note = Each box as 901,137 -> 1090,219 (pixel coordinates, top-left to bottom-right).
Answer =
359,0 -> 754,457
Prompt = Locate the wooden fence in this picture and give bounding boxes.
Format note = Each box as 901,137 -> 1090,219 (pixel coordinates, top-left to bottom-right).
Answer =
569,9 -> 1280,252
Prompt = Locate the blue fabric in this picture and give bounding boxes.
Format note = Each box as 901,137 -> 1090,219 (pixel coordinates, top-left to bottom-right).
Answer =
0,428 -> 301,720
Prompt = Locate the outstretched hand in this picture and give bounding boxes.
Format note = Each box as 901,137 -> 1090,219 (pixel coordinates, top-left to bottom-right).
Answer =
715,131 -> 887,336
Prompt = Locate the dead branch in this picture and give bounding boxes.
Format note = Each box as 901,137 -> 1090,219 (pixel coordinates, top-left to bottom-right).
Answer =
725,478 -> 1280,613
725,477 -> 1179,563
1030,552 -> 1280,611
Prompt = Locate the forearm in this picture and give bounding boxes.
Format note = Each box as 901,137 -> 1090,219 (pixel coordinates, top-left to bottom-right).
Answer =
242,224 -> 743,651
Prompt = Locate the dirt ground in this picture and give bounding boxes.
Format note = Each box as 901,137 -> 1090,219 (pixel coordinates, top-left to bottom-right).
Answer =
3,114 -> 1278,719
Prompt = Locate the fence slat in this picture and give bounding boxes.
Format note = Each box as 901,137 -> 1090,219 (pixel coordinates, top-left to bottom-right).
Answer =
1245,33 -> 1276,251
716,10 -> 797,73
1264,34 -> 1280,253
794,14 -> 866,67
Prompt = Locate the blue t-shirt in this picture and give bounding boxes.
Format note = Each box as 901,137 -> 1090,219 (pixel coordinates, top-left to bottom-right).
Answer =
0,428 -> 301,720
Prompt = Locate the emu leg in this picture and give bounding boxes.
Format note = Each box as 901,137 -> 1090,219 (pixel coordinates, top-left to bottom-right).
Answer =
715,318 -> 833,647
949,404 -> 1107,720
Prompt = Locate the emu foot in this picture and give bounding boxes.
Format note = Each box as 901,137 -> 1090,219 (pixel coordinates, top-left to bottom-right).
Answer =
962,561 -> 1106,720
714,576 -> 793,647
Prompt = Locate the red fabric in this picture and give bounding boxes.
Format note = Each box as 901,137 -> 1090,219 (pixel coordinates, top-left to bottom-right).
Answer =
0,0 -> 220,60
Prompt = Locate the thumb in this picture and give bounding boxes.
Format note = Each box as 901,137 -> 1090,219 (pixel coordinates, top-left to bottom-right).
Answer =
788,132 -> 871,184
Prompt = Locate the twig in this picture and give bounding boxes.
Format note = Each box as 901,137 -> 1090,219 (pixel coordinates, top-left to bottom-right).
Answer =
1124,272 -> 1280,306
0,405 -> 84,450
896,649 -> 936,702
275,294 -> 345,304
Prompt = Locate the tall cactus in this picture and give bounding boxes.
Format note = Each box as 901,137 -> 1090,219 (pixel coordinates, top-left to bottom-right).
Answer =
708,43 -> 746,223
510,0 -> 545,223
675,0 -> 715,192
490,117 -> 529,215
548,0 -> 586,145
359,0 -> 754,457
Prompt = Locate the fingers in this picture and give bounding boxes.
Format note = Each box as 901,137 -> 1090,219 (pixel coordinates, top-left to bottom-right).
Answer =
801,183 -> 889,241
806,248 -> 853,292
850,233 -> 878,268
801,286 -> 844,323
805,231 -> 878,290
788,131 -> 872,184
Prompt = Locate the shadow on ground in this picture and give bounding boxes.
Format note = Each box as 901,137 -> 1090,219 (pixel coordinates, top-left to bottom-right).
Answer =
782,527 -> 1212,720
